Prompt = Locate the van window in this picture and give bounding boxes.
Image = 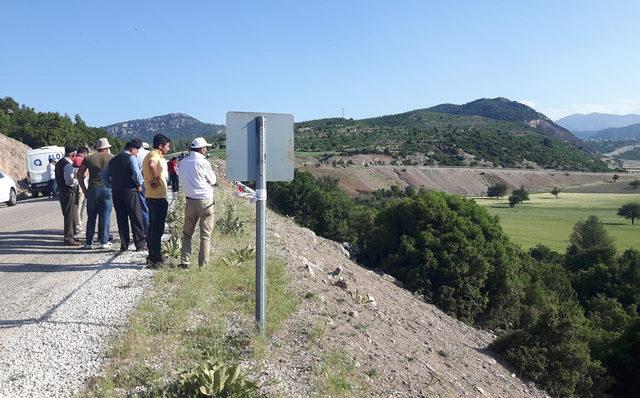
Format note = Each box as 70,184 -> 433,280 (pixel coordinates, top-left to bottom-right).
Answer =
0,172 -> 4,178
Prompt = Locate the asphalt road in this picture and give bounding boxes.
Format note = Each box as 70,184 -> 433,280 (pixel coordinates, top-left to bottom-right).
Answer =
0,196 -> 152,397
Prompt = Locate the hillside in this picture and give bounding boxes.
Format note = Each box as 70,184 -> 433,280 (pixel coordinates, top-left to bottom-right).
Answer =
257,211 -> 549,397
428,97 -> 585,149
556,112 -> 640,133
299,161 -> 618,196
103,113 -> 224,142
590,123 -> 640,140
0,133 -> 30,181
295,99 -> 608,172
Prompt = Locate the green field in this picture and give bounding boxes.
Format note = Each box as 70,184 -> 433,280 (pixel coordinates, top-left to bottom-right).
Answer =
475,193 -> 640,252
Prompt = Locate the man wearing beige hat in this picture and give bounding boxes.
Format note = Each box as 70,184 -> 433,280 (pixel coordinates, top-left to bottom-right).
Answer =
178,137 -> 217,268
77,138 -> 114,249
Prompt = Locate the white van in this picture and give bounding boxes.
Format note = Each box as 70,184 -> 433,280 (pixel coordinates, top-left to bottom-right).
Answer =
26,146 -> 65,197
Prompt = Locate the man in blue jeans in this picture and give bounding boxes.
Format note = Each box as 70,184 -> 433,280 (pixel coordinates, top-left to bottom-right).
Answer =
77,138 -> 114,249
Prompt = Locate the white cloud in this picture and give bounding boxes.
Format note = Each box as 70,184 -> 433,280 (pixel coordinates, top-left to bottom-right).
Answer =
517,99 -> 537,109
542,100 -> 640,120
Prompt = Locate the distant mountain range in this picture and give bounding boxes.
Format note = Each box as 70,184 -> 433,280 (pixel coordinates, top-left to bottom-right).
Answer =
555,112 -> 640,139
103,113 -> 224,143
589,123 -> 640,140
295,97 -> 608,171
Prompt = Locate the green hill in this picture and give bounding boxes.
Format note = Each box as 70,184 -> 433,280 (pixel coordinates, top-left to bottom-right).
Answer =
295,99 -> 608,172
103,113 -> 224,143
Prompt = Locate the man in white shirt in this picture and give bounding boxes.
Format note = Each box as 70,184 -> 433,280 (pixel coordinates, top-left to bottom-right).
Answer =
178,137 -> 217,268
46,159 -> 57,198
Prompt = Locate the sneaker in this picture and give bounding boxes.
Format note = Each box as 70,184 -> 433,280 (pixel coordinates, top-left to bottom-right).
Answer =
80,244 -> 92,250
101,242 -> 113,249
178,263 -> 190,269
64,241 -> 82,247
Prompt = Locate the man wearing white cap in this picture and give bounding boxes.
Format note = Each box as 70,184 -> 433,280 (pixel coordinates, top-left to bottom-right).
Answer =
78,138 -> 114,249
178,137 -> 217,268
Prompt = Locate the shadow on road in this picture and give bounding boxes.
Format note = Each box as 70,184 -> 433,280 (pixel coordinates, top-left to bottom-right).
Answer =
0,229 -> 97,255
0,252 -> 144,329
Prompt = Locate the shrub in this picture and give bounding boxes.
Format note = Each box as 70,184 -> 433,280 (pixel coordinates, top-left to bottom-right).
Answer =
508,186 -> 529,208
168,358 -> 258,397
617,202 -> 640,225
360,191 -> 525,328
491,302 -> 607,398
216,198 -> 244,236
565,216 -> 616,271
487,182 -> 508,199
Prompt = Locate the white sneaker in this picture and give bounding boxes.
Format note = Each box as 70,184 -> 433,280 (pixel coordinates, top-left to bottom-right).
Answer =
101,242 -> 113,249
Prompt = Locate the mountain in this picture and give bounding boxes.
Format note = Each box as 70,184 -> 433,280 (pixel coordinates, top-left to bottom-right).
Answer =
428,97 -> 587,150
555,112 -> 640,133
590,123 -> 640,140
296,99 -> 608,172
103,113 -> 224,143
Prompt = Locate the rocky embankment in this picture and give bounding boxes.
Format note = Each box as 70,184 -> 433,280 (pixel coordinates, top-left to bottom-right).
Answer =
249,211 -> 549,397
0,133 -> 30,181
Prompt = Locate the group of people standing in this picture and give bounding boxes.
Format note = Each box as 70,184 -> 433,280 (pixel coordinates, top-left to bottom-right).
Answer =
54,133 -> 217,269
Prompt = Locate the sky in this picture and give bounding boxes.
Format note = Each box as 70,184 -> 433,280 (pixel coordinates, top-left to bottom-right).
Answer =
1,0 -> 640,126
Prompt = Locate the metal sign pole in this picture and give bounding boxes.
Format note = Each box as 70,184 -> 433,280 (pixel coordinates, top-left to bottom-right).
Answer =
255,115 -> 267,331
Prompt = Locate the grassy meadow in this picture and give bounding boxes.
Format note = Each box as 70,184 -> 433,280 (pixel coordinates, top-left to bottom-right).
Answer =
475,192 -> 640,252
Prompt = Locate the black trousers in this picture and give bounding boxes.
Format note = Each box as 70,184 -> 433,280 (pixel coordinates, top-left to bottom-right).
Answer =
146,197 -> 168,263
58,188 -> 78,242
169,174 -> 179,192
112,189 -> 145,250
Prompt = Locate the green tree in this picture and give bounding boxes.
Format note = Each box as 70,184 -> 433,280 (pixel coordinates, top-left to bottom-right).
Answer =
508,186 -> 529,208
605,318 -> 640,396
361,191 -> 525,328
491,302 -> 607,398
566,216 -> 616,271
617,202 -> 640,225
487,182 -> 508,199
551,186 -> 561,198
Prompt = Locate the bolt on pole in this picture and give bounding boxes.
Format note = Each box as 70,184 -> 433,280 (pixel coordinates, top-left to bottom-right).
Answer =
255,115 -> 267,331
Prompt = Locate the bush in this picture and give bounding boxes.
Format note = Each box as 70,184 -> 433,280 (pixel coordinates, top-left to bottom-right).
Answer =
617,202 -> 640,225
508,186 -> 529,208
565,216 -> 616,271
216,198 -> 245,236
360,191 -> 525,328
487,182 -> 508,199
491,302 -> 607,398
165,358 -> 258,397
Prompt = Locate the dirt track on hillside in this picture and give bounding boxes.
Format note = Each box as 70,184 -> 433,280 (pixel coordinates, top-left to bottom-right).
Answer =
302,164 -> 625,196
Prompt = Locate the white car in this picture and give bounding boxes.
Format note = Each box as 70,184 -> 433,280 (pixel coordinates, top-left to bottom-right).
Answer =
0,170 -> 17,206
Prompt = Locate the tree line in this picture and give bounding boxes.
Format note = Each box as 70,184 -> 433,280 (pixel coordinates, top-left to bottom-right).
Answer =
0,97 -> 124,151
269,170 -> 640,397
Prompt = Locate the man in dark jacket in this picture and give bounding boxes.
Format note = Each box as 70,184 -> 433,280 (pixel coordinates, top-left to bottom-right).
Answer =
55,145 -> 80,246
101,141 -> 146,251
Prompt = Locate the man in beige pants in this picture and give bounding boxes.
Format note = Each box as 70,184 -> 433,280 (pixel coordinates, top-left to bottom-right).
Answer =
178,137 -> 217,268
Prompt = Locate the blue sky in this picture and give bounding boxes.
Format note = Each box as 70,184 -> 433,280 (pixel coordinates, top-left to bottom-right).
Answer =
1,0 -> 639,126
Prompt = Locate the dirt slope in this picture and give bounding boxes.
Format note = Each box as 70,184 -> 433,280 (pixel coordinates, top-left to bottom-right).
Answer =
302,164 -> 615,196
0,133 -> 30,181
252,213 -> 549,397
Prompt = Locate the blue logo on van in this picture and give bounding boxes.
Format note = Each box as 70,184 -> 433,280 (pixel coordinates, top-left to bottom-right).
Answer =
34,159 -> 42,167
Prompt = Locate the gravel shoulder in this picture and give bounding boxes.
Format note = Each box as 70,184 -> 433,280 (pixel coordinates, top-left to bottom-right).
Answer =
0,197 -> 153,397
